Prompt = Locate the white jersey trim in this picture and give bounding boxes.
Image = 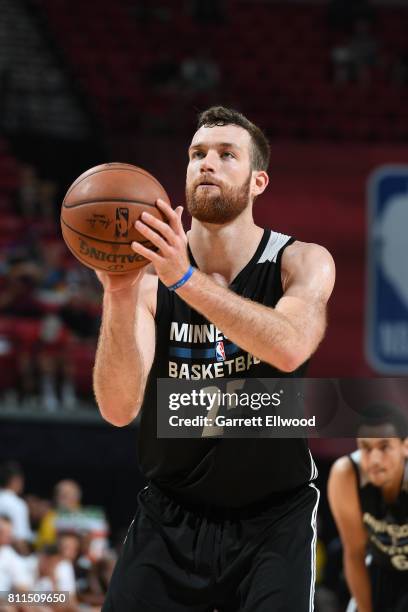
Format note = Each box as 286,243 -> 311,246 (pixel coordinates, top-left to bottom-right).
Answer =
309,483 -> 320,612
257,231 -> 291,264
309,448 -> 318,481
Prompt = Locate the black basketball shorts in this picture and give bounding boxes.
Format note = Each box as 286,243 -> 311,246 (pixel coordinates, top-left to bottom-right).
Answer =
102,482 -> 320,612
370,563 -> 408,612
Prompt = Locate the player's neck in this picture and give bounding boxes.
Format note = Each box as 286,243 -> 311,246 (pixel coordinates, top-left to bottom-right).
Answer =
187,213 -> 264,284
380,461 -> 405,504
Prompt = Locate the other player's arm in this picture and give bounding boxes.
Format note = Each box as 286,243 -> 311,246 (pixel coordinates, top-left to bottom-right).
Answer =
328,456 -> 372,612
93,268 -> 157,426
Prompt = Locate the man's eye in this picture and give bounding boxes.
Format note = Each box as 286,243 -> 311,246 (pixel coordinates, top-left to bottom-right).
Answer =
221,152 -> 234,159
192,151 -> 204,159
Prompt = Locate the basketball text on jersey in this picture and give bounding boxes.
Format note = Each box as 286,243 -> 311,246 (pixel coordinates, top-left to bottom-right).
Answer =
168,321 -> 260,378
363,513 -> 408,570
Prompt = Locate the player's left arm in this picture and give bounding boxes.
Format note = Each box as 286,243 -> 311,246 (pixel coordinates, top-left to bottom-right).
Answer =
176,241 -> 335,371
132,200 -> 335,372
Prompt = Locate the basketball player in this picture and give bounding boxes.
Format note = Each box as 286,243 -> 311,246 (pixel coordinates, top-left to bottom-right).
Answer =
94,106 -> 335,611
328,404 -> 408,612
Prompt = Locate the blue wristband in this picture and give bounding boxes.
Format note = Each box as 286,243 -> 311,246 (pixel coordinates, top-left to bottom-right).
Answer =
167,266 -> 195,291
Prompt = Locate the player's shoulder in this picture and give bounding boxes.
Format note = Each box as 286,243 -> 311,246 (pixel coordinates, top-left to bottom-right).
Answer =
330,454 -> 355,477
329,455 -> 359,492
328,454 -> 361,511
281,239 -> 335,296
283,240 -> 335,269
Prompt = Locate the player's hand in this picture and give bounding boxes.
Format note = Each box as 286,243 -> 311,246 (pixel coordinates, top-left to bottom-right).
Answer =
95,267 -> 146,294
131,199 -> 190,287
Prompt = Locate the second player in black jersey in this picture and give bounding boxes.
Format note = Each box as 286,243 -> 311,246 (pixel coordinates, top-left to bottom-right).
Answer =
95,106 -> 335,611
328,404 -> 408,612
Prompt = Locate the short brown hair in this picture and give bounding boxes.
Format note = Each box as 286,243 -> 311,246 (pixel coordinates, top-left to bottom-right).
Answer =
197,106 -> 270,171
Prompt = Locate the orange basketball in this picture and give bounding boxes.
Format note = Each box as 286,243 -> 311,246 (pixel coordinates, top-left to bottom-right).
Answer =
60,162 -> 170,274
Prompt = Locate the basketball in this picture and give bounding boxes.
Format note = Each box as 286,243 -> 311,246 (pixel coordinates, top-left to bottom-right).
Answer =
60,162 -> 170,274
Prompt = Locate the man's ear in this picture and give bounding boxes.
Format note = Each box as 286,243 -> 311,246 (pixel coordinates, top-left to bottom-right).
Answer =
252,170 -> 269,198
402,438 -> 408,458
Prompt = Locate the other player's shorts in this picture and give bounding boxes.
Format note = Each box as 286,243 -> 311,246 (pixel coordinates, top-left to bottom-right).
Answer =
370,562 -> 408,612
102,481 -> 320,611
347,562 -> 408,612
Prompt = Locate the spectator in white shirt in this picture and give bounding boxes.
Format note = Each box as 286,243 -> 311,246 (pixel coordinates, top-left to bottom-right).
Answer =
0,514 -> 31,592
0,462 -> 32,552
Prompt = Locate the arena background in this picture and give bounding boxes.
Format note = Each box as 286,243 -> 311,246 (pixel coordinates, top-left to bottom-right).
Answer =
0,0 -> 407,609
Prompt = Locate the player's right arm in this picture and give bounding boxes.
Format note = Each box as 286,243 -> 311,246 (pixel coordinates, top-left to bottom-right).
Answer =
93,267 -> 157,426
328,456 -> 373,612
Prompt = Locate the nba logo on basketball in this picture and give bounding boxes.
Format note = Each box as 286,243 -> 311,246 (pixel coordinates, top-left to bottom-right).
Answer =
215,341 -> 226,361
115,207 -> 129,238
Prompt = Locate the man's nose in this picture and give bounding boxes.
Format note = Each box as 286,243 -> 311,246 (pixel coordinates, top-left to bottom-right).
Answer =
369,448 -> 382,467
200,151 -> 218,173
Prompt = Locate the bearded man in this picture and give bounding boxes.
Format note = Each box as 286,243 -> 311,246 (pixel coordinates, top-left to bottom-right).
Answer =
94,106 -> 335,612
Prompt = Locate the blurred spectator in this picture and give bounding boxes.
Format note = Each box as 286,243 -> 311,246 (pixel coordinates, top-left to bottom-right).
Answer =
0,236 -> 100,407
37,180 -> 58,223
0,253 -> 43,404
57,533 -> 81,568
37,241 -> 67,301
181,51 -> 221,93
0,249 -> 75,409
37,480 -> 81,548
331,18 -> 379,84
0,256 -> 42,318
0,462 -> 32,550
37,311 -> 72,410
349,18 -> 379,82
14,165 -> 39,219
26,495 -> 52,535
0,515 -> 31,592
13,166 -> 58,225
27,544 -> 76,597
57,530 -> 116,607
77,550 -> 116,608
59,288 -> 100,341
37,480 -> 109,563
35,241 -> 76,411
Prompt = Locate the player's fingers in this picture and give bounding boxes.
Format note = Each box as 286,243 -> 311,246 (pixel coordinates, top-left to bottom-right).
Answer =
140,212 -> 176,245
176,206 -> 184,227
135,220 -> 170,254
131,240 -> 161,264
156,198 -> 180,232
176,206 -> 187,244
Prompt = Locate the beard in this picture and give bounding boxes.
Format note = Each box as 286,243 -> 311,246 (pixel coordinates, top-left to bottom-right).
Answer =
185,172 -> 252,224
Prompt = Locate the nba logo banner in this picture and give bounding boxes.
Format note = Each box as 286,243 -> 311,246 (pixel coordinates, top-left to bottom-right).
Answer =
215,341 -> 226,361
366,165 -> 408,373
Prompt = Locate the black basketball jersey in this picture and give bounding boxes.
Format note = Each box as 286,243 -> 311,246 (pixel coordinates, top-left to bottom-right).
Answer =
137,229 -> 317,508
350,450 -> 408,572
